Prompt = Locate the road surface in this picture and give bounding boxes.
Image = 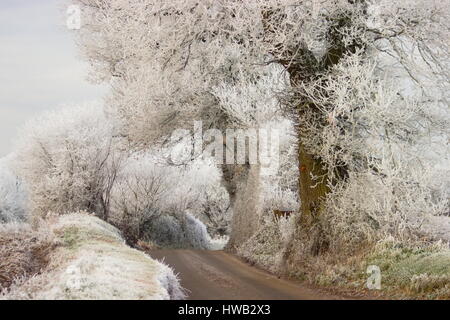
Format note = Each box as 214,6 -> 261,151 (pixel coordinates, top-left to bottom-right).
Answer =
149,250 -> 341,300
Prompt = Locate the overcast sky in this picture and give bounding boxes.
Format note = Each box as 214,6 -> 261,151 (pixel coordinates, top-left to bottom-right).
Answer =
0,0 -> 106,157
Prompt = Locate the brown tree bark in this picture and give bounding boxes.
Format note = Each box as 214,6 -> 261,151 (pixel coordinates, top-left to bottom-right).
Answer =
297,143 -> 329,228
285,10 -> 365,235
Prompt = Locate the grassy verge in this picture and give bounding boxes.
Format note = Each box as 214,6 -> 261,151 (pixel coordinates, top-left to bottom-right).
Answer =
364,240 -> 450,299
299,238 -> 450,299
2,212 -> 185,300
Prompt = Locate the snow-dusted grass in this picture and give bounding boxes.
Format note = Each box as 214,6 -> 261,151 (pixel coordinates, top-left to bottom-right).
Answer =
365,239 -> 450,299
284,238 -> 450,299
1,213 -> 185,300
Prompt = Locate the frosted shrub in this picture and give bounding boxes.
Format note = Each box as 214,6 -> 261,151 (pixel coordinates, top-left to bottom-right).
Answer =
109,150 -> 228,249
238,216 -> 283,273
110,152 -> 172,243
238,214 -> 297,274
324,170 -> 449,252
165,158 -> 231,237
14,103 -> 122,220
183,212 -> 214,250
293,52 -> 450,251
145,212 -> 219,250
0,162 -> 27,223
145,214 -> 183,248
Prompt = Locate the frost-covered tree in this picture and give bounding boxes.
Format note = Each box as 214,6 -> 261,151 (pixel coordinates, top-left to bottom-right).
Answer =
73,0 -> 294,247
74,0 -> 450,252
14,102 -> 122,220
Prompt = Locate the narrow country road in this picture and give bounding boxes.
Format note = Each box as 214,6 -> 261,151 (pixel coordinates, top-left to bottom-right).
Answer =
149,250 -> 342,300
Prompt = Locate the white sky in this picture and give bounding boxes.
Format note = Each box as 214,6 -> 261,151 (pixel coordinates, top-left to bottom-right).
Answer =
0,0 -> 107,157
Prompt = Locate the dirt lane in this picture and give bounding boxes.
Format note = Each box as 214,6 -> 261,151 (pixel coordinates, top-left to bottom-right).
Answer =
149,250 -> 342,300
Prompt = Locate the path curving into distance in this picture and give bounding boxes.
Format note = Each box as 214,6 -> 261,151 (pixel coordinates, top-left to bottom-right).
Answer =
149,250 -> 345,300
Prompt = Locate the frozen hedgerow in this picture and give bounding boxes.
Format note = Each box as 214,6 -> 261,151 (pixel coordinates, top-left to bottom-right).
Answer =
145,211 -> 223,250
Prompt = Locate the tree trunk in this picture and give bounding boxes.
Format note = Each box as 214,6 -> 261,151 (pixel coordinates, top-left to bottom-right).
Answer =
223,164 -> 261,251
297,142 -> 329,228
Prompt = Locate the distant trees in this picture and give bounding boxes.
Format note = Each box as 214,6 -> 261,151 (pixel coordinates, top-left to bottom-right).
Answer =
73,0 -> 449,254
110,152 -> 172,243
14,103 -> 122,220
11,99 -> 229,247
110,151 -> 230,246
